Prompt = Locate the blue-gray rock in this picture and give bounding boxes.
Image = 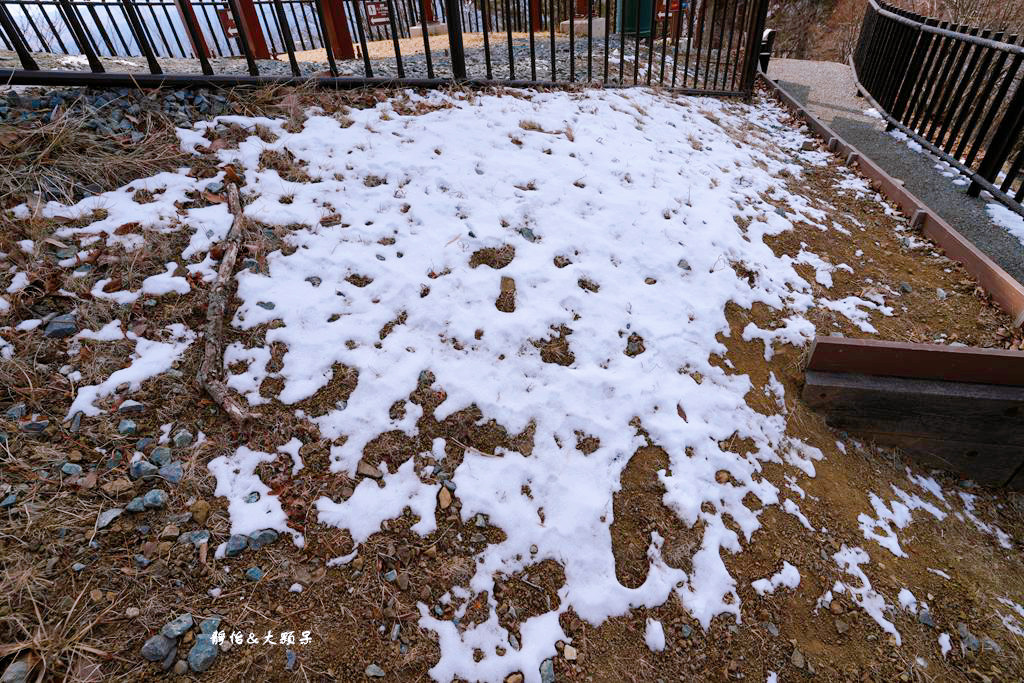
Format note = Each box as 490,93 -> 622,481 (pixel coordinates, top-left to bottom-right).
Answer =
205,181 -> 225,194
118,400 -> 144,414
179,530 -> 210,546
60,463 -> 83,477
225,535 -> 248,557
248,529 -> 279,549
133,554 -> 151,568
129,460 -> 158,480
918,611 -> 934,628
382,569 -> 397,582
518,227 -> 538,242
172,429 -> 193,448
0,493 -> 17,508
161,613 -> 194,638
126,496 -> 146,513
160,645 -> 177,671
19,416 -> 48,433
117,419 -> 137,435
4,403 -> 26,419
286,649 -> 297,671
71,562 -> 86,572
981,637 -> 1002,654
99,450 -> 123,472
0,656 -> 31,683
141,634 -> 176,662
44,314 -> 77,339
244,491 -> 260,503
187,634 -> 219,673
96,508 -> 123,530
256,301 -> 275,310
199,616 -> 222,635
681,624 -> 693,638
958,623 -> 980,652
540,658 -> 555,683
158,461 -> 183,484
245,567 -> 264,581
150,447 -> 172,466
365,664 -> 386,678
70,411 -> 83,433
136,437 -> 154,451
142,489 -> 168,510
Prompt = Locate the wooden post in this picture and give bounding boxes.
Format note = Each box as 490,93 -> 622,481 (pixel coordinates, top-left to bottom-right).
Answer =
320,0 -> 357,59
172,0 -> 211,59
235,0 -> 272,59
529,0 -> 540,30
421,0 -> 435,23
575,0 -> 586,17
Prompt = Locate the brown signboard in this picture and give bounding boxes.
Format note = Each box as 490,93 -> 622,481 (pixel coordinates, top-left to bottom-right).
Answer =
364,0 -> 390,26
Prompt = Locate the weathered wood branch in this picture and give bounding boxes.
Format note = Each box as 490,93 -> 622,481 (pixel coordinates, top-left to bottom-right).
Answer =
197,182 -> 258,423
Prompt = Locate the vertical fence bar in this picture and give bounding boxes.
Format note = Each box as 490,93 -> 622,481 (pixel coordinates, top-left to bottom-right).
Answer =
965,37 -> 1021,167
172,0 -> 214,70
445,0 -> 465,78
738,0 -> 764,96
550,0 -> 557,80
602,0 -> 611,83
320,0 -> 355,60
502,0 -> 514,78
482,0 -> 493,78
934,29 -> 990,150
657,0 -> 668,85
904,20 -> 950,129
970,76 -> 1024,196
644,0 -> 655,84
945,32 -> 999,155
0,3 -> 39,69
225,0 -> 260,72
271,0 -> 301,74
385,0 -> 405,77
56,0 -> 105,70
349,0 -> 373,76
955,35 -> 1016,161
530,0 -> 538,79
123,0 -> 164,72
311,0 -> 339,75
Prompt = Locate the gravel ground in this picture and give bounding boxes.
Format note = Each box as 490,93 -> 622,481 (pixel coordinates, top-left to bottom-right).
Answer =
1,36 -> 681,84
767,57 -> 1024,286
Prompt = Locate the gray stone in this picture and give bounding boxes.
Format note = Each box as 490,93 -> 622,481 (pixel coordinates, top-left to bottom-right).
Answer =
187,634 -> 219,673
834,619 -> 849,635
158,461 -> 184,484
150,447 -> 172,466
1,656 -> 32,683
0,493 -> 16,508
161,613 -> 194,638
356,460 -> 383,479
225,534 -> 248,557
19,416 -> 48,433
172,660 -> 188,675
4,403 -> 26,420
539,658 -> 555,683
365,663 -> 386,678
44,313 -> 77,339
141,634 -> 176,662
126,497 -> 146,513
256,301 -> 275,310
199,616 -> 222,635
117,419 -> 137,435
248,529 -> 279,549
918,611 -> 934,628
60,463 -> 83,477
286,649 -> 297,671
681,624 -> 693,638
129,460 -> 158,480
382,569 -> 397,582
981,637 -> 1002,654
172,429 -> 194,448
790,649 -> 805,669
899,282 -> 913,293
179,530 -> 211,546
142,489 -> 168,509
118,400 -> 144,414
936,288 -> 947,300
764,623 -> 778,637
244,491 -> 260,503
69,411 -> 83,433
133,554 -> 151,568
958,623 -> 980,652
245,567 -> 264,581
205,181 -> 225,194
96,508 -> 123,529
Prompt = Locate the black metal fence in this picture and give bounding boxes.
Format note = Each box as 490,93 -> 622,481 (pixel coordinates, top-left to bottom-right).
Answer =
853,0 -> 1024,217
0,0 -> 768,95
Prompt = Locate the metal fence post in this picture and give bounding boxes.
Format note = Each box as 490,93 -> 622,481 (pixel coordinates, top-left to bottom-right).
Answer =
740,0 -> 768,97
969,79 -> 1024,197
445,0 -> 466,78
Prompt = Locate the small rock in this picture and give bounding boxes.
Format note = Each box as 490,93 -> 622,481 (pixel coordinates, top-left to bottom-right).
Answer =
225,535 -> 248,556
936,288 -> 947,301
159,524 -> 180,540
834,619 -> 849,635
764,623 -> 779,637
563,644 -> 577,661
791,649 -> 805,669
981,637 -> 1002,654
248,529 -> 279,549
60,462 -> 83,477
19,416 -> 48,433
365,663 -> 386,677
126,496 -> 146,513
141,634 -> 176,662
190,499 -> 210,525
958,623 -> 980,652
158,461 -> 183,484
161,613 -> 194,638
118,400 -> 144,414
356,460 -> 383,479
5,403 -> 27,420
382,569 -> 397,582
101,478 -> 134,496
199,617 -> 222,635
129,460 -> 158,480
800,140 -> 816,151
43,313 -> 77,339
256,301 -> 275,310
539,658 -> 555,683
245,567 -> 264,581
396,572 -> 410,590
118,419 -> 137,435
505,674 -> 524,683
286,649 -> 297,671
918,611 -> 934,628
150,447 -> 172,466
187,634 -> 219,673
179,530 -> 211,546
96,508 -> 123,530
829,600 -> 843,615
899,282 -> 913,294
439,487 -> 452,509
0,493 -> 16,508
71,562 -> 86,572
244,491 -> 260,503
681,624 -> 693,638
172,429 -> 194,448
172,660 -> 188,675
1,658 -> 32,683
126,607 -> 141,618
142,489 -> 168,510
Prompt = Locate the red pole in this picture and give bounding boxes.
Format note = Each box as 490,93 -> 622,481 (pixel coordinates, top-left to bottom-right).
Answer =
529,0 -> 539,30
421,0 -> 435,24
321,0 -> 357,59
172,0 -> 211,58
235,0 -> 271,59
574,0 -> 586,17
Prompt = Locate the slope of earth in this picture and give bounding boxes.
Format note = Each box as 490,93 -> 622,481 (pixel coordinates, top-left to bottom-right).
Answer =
1,86 -> 1022,683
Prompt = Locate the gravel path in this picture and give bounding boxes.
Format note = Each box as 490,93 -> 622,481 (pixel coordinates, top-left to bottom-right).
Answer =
766,58 -> 1024,286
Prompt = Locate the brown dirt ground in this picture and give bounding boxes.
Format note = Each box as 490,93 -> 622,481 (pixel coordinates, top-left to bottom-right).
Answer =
1,85 -> 1023,683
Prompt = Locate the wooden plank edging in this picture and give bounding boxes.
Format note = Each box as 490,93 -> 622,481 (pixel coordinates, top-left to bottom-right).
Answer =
757,71 -> 1024,328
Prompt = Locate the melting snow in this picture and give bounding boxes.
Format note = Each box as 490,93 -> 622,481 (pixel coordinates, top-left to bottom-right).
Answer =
751,561 -> 800,595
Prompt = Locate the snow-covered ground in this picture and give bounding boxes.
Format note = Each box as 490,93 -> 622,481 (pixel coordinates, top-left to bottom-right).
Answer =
6,88 -> 1019,681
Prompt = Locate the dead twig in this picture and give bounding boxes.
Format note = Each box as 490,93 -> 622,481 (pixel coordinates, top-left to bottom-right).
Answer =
197,182 -> 258,423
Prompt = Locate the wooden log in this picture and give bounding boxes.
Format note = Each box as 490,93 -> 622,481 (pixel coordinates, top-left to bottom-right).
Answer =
806,336 -> 1024,386
803,370 -> 1024,486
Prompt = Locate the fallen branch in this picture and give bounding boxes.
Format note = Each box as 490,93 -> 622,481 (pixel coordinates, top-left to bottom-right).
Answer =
197,182 -> 257,423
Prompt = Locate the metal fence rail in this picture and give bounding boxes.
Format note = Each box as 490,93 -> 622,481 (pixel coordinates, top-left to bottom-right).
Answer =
0,0 -> 768,95
853,0 -> 1024,217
